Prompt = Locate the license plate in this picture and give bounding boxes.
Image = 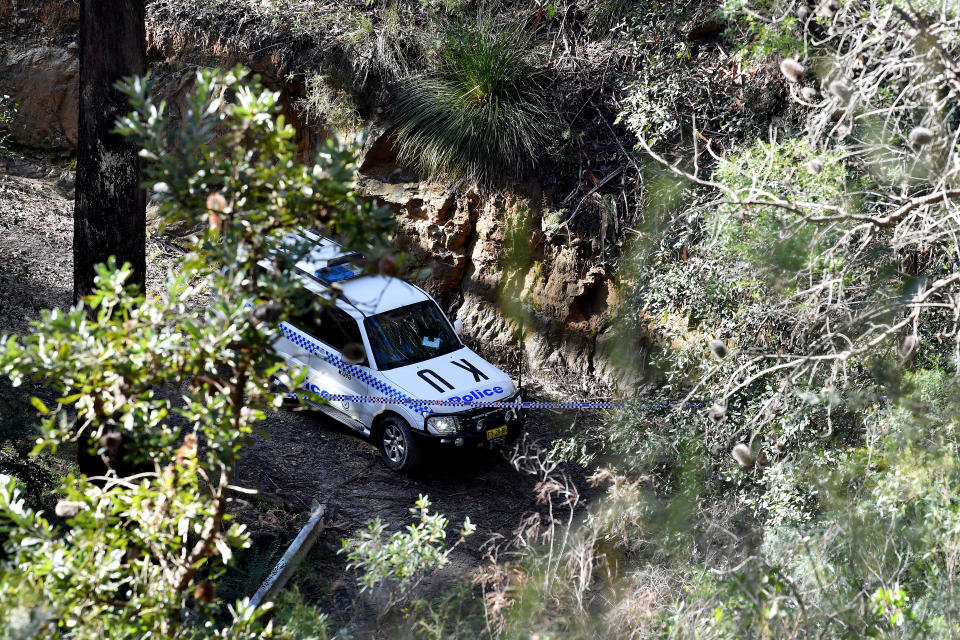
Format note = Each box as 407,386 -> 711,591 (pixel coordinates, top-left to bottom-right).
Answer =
486,425 -> 508,440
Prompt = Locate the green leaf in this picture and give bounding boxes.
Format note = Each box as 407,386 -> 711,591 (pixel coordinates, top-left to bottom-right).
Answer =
30,397 -> 49,414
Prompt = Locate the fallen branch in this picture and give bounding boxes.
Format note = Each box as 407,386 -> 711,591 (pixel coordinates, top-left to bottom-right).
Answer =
248,502 -> 327,610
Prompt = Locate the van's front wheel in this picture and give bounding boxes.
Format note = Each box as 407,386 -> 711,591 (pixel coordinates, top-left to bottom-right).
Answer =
378,417 -> 423,472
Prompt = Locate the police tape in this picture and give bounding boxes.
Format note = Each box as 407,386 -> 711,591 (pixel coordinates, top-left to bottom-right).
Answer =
310,393 -> 708,411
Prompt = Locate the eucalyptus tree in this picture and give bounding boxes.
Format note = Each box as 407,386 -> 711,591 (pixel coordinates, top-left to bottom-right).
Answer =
74,0 -> 147,300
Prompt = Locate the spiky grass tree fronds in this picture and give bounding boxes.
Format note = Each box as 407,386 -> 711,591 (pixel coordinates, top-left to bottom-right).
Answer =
392,20 -> 557,185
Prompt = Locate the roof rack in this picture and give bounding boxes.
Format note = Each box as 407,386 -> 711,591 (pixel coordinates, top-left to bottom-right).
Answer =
327,251 -> 365,267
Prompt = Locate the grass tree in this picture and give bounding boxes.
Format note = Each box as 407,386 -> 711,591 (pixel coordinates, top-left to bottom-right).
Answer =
392,17 -> 557,185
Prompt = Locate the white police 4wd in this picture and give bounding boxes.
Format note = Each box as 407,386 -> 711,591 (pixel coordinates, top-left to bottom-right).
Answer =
271,231 -> 523,472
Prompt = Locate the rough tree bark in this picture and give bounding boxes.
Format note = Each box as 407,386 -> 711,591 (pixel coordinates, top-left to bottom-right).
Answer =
74,0 -> 146,478
74,0 -> 147,301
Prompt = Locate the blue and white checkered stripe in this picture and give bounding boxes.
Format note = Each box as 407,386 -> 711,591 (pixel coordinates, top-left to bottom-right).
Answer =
278,323 -> 433,415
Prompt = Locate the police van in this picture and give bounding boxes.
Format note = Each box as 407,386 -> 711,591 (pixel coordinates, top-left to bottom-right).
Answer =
270,230 -> 524,472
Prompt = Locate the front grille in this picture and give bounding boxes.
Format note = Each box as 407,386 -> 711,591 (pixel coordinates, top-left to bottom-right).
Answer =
461,407 -> 510,433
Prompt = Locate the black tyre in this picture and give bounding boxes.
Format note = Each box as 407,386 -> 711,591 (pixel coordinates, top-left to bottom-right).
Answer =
378,416 -> 423,472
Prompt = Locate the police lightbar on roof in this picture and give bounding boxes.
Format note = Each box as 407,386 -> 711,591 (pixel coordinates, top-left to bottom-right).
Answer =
315,261 -> 365,284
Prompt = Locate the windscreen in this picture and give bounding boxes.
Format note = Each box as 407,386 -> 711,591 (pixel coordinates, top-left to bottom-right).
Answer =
364,300 -> 461,370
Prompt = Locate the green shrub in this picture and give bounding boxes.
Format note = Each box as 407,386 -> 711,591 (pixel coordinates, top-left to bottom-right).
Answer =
0,94 -> 16,151
392,17 -> 556,183
269,587 -> 336,640
341,494 -> 474,595
0,66 -> 392,638
298,74 -> 361,131
0,382 -> 58,514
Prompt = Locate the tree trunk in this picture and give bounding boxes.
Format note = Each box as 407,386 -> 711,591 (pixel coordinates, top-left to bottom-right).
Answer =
73,0 -> 147,302
75,0 -> 146,478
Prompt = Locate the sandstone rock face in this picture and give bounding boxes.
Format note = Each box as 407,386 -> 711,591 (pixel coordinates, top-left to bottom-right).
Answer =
357,135 -> 631,390
36,0 -> 78,29
0,45 -> 78,150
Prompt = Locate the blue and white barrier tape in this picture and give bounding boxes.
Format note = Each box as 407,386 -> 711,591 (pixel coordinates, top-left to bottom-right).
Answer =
315,393 -> 707,411
278,323 -> 705,412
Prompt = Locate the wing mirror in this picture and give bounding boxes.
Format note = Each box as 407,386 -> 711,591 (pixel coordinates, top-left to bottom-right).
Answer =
453,318 -> 463,335
341,342 -> 368,367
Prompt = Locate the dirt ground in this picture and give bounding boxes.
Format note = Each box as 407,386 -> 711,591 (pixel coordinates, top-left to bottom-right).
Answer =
0,150 -> 595,622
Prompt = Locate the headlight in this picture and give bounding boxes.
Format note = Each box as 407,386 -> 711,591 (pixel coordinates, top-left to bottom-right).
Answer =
426,415 -> 460,435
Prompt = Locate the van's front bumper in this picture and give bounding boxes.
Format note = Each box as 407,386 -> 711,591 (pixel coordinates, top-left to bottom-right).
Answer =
417,398 -> 525,449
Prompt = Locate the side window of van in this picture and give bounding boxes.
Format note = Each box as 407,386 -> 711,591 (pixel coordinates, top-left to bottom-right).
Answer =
316,306 -> 363,353
288,289 -> 362,353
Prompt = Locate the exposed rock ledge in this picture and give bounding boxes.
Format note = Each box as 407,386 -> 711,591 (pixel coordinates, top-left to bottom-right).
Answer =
357,134 -> 633,392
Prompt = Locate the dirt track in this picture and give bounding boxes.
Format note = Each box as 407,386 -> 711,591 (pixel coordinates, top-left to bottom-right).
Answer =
236,400 -> 567,552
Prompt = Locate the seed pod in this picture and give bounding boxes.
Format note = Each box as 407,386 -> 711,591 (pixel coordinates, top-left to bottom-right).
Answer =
341,342 -> 366,365
909,126 -> 934,147
206,193 -> 227,231
708,403 -> 727,423
55,501 -> 83,518
780,58 -> 805,83
899,334 -> 918,359
807,158 -> 824,174
797,4 -> 811,20
829,80 -> 852,102
378,255 -> 397,277
708,339 -> 728,359
800,86 -> 819,101
194,581 -> 216,604
731,443 -> 755,467
100,431 -> 122,454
